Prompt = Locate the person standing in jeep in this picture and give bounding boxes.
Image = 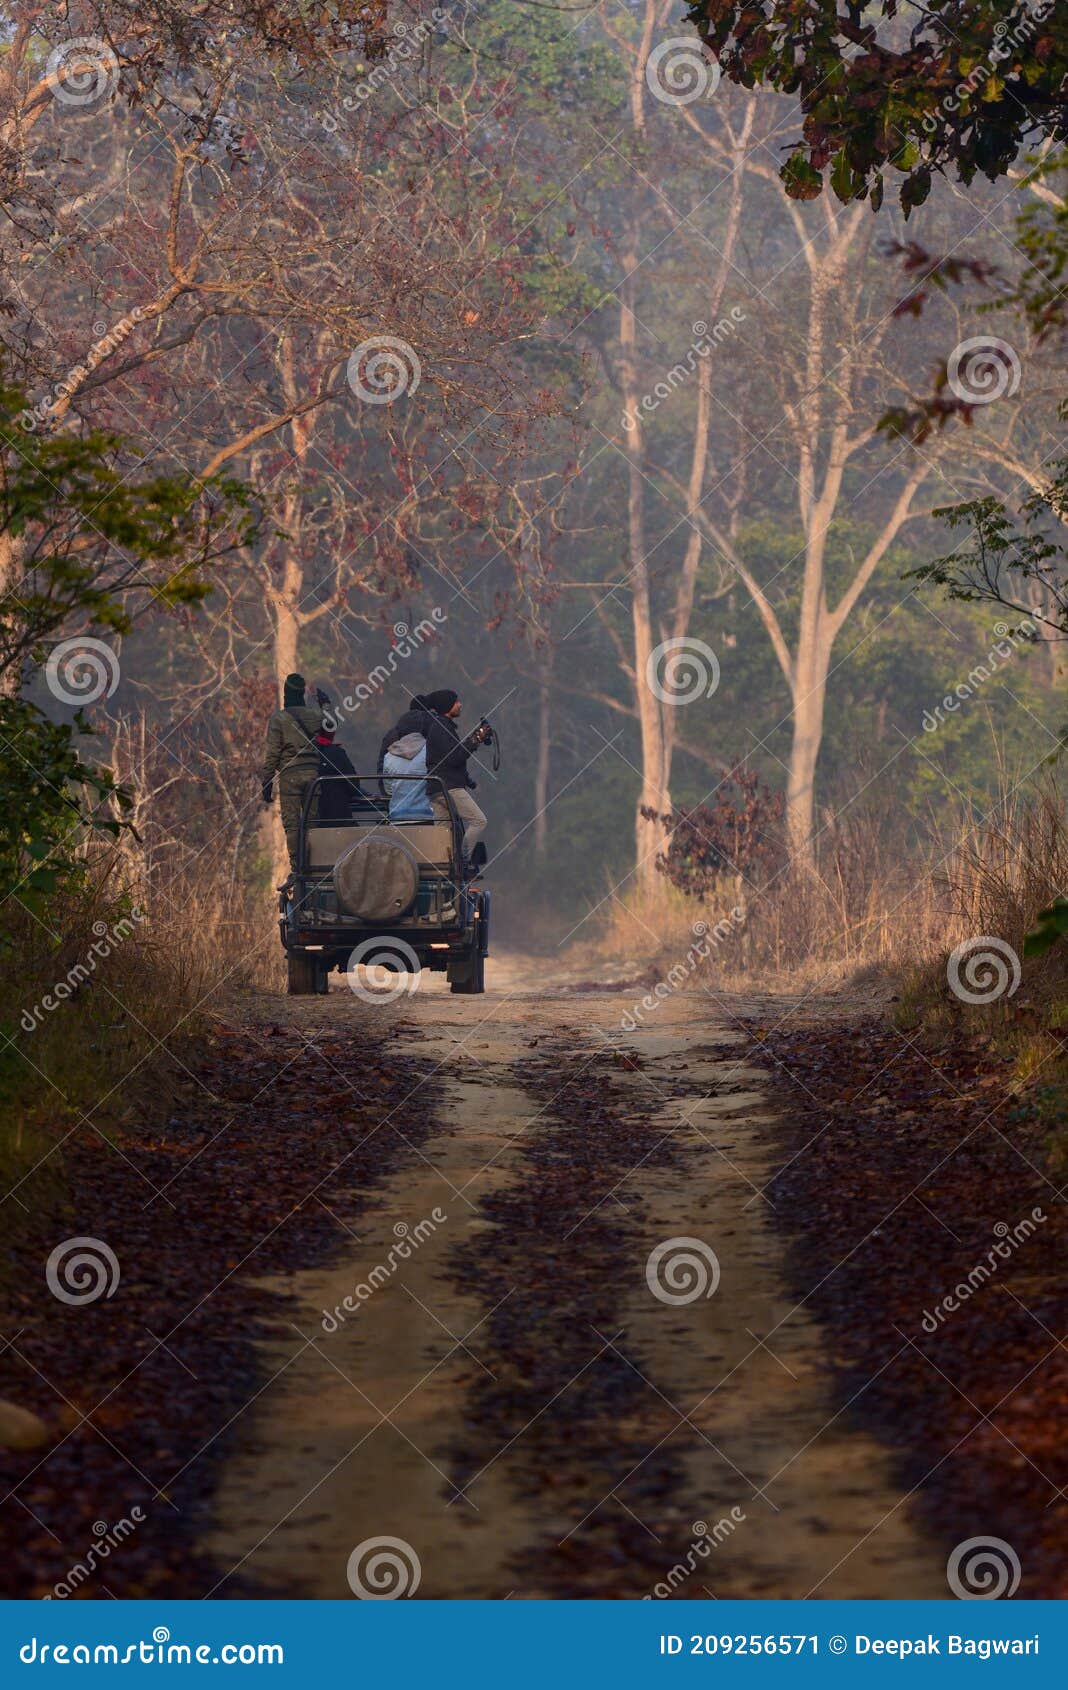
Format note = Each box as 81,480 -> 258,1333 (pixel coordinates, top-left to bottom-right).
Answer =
378,689 -> 491,855
261,672 -> 324,875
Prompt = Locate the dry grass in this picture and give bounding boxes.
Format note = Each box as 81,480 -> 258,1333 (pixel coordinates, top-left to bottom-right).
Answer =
583,829 -> 948,990
579,781 -> 1068,1012
0,849 -> 277,1207
897,782 -> 1068,1034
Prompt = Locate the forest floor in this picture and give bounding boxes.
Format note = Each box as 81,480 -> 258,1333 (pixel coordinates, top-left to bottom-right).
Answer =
0,952 -> 1064,1598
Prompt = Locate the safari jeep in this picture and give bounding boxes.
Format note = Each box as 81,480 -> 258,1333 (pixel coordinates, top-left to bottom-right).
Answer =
279,773 -> 489,996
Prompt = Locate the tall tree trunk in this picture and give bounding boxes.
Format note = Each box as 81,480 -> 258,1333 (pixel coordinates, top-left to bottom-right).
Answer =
273,588 -> 300,697
786,629 -> 830,868
620,250 -> 669,890
534,644 -> 553,863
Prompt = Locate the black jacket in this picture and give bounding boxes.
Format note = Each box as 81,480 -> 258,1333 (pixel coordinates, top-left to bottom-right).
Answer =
316,740 -> 365,819
377,706 -> 480,794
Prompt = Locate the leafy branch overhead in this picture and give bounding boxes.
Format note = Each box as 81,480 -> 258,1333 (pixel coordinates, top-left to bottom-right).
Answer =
906,489 -> 1068,641
0,366 -> 254,900
1,363 -> 256,681
686,1 -> 1068,210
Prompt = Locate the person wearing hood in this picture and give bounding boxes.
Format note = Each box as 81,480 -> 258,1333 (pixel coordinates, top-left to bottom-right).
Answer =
260,672 -> 324,874
378,689 -> 490,852
315,723 -> 366,821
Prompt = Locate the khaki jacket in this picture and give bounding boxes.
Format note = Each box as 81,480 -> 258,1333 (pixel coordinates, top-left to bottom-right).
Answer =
261,705 -> 323,786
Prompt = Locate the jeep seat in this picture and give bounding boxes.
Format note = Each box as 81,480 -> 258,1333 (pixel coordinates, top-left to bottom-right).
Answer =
305,819 -> 454,873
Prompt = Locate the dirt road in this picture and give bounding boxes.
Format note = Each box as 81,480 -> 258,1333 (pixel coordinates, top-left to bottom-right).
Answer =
203,955 -> 944,1600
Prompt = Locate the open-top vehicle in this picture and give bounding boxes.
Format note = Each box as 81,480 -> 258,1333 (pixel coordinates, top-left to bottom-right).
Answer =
279,773 -> 489,996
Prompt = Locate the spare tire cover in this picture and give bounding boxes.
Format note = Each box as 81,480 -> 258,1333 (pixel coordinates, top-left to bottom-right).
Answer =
334,834 -> 420,920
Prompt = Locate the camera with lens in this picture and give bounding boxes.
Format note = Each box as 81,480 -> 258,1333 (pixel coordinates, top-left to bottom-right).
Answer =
475,714 -> 500,770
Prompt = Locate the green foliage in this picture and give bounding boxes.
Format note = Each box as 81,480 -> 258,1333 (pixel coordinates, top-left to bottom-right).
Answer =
686,1 -> 1068,210
1,364 -> 255,680
906,477 -> 1068,641
1025,896 -> 1068,957
997,154 -> 1068,338
0,363 -> 253,902
0,697 -> 130,910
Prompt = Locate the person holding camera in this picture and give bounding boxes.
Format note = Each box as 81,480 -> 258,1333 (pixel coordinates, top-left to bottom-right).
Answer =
378,688 -> 490,856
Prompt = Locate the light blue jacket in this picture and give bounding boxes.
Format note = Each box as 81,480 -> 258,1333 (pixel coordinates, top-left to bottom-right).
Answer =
383,733 -> 433,821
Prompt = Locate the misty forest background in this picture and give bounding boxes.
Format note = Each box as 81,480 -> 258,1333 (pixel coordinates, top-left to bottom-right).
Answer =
3,0 -> 1068,1140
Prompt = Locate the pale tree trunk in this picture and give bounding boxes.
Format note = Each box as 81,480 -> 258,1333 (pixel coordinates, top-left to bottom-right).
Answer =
620,249 -> 670,889
534,643 -> 553,863
785,632 -> 830,864
272,580 -> 301,697
658,101 -> 753,798
618,1 -> 673,893
262,340 -> 315,883
264,581 -> 299,884
669,194 -> 931,874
